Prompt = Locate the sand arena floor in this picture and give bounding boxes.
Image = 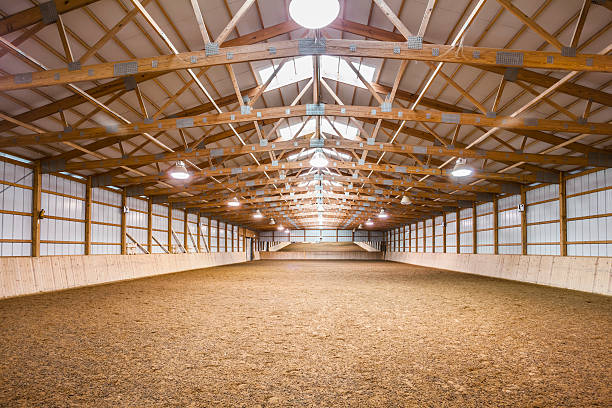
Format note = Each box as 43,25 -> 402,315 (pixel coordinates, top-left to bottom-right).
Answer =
1,259 -> 611,407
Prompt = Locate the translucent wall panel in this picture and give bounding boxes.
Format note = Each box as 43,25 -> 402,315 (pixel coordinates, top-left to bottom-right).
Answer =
526,184 -> 560,255
126,197 -> 148,252
218,222 -> 226,252
417,221 -> 424,252
91,187 -> 121,255
41,175 -> 86,256
445,212 -> 457,253
425,220 -> 433,252
434,217 -> 443,253
459,208 -> 473,254
498,195 -> 521,254
0,160 -> 33,256
476,202 -> 494,254
151,204 -> 168,253
186,213 -> 198,252
567,169 -> 612,256
210,220 -> 218,252
410,223 -> 417,251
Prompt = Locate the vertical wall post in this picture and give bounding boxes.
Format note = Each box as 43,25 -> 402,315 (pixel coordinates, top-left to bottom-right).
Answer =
147,198 -> 153,254
197,213 -> 202,252
121,189 -> 127,255
472,203 -> 477,254
520,186 -> 527,255
408,224 -> 412,252
31,162 -> 41,257
183,213 -> 188,252
217,220 -> 221,252
84,176 -> 92,255
432,218 -> 436,253
493,197 -> 499,255
168,205 -> 173,253
415,222 -> 419,252
559,172 -> 567,256
456,209 -> 461,253
442,214 -> 446,253
207,217 -> 211,252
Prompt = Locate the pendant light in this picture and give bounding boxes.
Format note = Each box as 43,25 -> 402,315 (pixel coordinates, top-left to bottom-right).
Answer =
309,148 -> 329,168
253,209 -> 263,219
451,158 -> 473,177
289,0 -> 340,29
169,161 -> 190,180
228,196 -> 240,207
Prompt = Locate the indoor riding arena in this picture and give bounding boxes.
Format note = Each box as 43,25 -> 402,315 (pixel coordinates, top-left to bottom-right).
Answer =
0,0 -> 610,406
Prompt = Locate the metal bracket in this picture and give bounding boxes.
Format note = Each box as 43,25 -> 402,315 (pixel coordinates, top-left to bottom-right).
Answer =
113,61 -> 138,76
68,62 -> 81,71
503,67 -> 519,82
298,38 -> 326,55
39,1 -> 58,24
496,51 -> 524,66
406,36 -> 423,50
123,75 -> 137,91
309,138 -> 324,148
205,42 -> 219,56
306,103 -> 325,115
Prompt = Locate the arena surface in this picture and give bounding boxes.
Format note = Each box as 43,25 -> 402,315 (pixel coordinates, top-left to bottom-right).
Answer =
1,259 -> 611,407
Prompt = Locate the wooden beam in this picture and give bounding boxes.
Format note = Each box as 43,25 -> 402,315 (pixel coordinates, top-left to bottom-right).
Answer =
0,0 -> 103,36
168,205 -> 173,253
493,196 -> 499,255
13,104 -> 610,149
1,38 -> 608,91
495,0 -> 563,50
570,0 -> 591,48
59,137 -> 600,173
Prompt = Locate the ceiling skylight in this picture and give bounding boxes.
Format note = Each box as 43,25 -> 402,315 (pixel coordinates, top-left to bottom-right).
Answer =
255,56 -> 376,93
277,117 -> 359,141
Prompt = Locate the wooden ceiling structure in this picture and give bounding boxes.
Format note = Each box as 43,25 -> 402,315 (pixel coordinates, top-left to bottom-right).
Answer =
0,0 -> 610,231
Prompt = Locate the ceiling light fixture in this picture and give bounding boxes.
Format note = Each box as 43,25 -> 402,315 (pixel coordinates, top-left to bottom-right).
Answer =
401,196 -> 412,205
278,225 -> 285,231
378,209 -> 388,219
451,158 -> 473,177
228,196 -> 240,207
269,218 -> 276,225
289,0 -> 340,29
169,160 -> 190,180
309,148 -> 329,168
365,219 -> 374,226
253,209 -> 263,219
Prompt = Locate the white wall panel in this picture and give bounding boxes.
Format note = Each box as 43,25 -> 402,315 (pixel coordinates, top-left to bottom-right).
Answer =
459,208 -> 473,253
567,169 -> 612,256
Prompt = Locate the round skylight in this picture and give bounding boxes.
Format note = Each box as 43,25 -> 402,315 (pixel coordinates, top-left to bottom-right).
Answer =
289,0 -> 340,29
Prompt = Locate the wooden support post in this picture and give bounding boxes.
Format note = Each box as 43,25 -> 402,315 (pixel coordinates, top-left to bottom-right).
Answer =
231,225 -> 234,252
336,229 -> 338,242
432,218 -> 436,253
456,209 -> 461,253
121,189 -> 127,254
217,220 -> 220,252
85,176 -> 91,255
367,230 -> 371,243
207,217 -> 211,253
197,213 -> 202,252
168,205 -> 173,253
520,186 -> 527,255
408,224 -> 412,252
147,198 -> 153,254
352,229 -> 355,242
442,214 -> 446,253
493,197 -> 499,255
31,162 -> 41,257
472,203 -> 477,254
184,213 -> 189,252
415,223 -> 419,252
559,172 -> 567,256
